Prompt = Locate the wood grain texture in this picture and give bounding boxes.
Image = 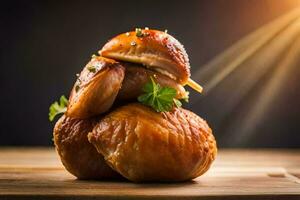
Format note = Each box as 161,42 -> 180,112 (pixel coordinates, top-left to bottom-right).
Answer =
0,148 -> 299,200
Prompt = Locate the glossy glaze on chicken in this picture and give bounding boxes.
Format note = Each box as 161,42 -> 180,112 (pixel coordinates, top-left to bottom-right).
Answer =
53,115 -> 120,179
52,29 -> 217,182
88,104 -> 216,182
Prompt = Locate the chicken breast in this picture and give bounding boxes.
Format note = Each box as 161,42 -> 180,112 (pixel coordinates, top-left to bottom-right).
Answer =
53,115 -> 120,179
66,56 -> 125,119
88,103 -> 217,182
118,64 -> 188,100
100,29 -> 190,84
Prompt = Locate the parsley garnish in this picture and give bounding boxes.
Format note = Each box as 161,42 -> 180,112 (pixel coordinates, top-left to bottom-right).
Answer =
137,77 -> 184,112
87,65 -> 96,73
49,95 -> 68,121
135,28 -> 144,37
173,98 -> 182,108
182,91 -> 189,103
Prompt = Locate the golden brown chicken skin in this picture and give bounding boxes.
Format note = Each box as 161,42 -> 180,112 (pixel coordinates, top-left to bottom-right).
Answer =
88,103 -> 217,182
52,29 -> 213,182
117,64 -> 188,100
100,29 -> 190,85
66,56 -> 125,119
53,115 -> 120,179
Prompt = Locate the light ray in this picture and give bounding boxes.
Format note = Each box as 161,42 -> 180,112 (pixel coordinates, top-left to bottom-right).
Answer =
192,7 -> 300,95
189,7 -> 300,147
228,29 -> 300,145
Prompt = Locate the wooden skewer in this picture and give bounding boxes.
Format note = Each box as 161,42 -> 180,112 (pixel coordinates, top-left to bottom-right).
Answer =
186,78 -> 203,93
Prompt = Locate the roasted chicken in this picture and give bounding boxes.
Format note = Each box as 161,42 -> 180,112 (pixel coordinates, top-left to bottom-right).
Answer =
52,28 -> 217,182
88,103 -> 217,182
53,115 -> 120,179
118,64 -> 188,100
66,56 -> 125,119
100,29 -> 190,84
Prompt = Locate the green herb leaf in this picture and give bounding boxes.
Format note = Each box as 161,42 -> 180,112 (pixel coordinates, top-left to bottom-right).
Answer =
181,91 -> 189,103
49,95 -> 68,122
173,98 -> 182,108
87,65 -> 96,73
138,77 -> 183,112
135,28 -> 144,37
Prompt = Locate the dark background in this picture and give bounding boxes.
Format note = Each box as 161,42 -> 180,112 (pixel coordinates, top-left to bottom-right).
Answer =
1,0 -> 300,147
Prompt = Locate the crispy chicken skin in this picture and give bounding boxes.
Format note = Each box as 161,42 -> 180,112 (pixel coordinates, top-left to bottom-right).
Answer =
100,30 -> 190,84
53,29 -> 215,182
118,64 -> 188,100
53,115 -> 120,179
66,56 -> 125,119
88,103 -> 217,182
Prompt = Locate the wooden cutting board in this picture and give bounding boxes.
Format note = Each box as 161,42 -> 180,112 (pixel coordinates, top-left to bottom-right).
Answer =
0,148 -> 299,199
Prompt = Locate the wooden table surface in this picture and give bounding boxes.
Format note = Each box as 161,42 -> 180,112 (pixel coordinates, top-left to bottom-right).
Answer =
0,148 -> 299,200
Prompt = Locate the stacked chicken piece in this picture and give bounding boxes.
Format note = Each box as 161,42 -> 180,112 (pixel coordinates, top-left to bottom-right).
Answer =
53,29 -> 217,182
